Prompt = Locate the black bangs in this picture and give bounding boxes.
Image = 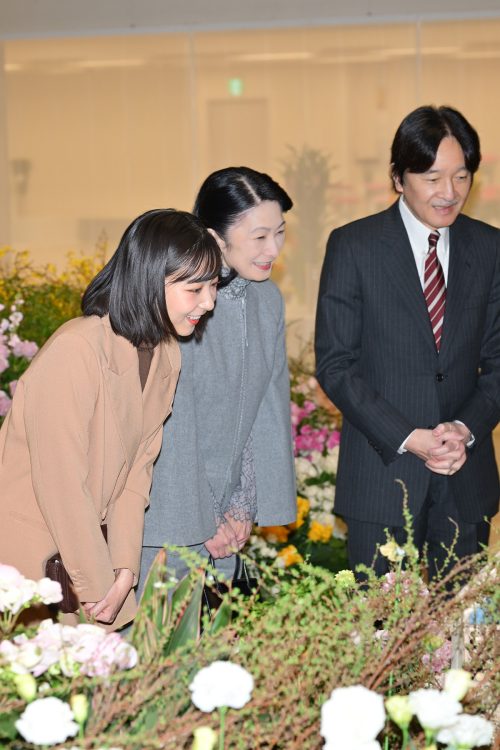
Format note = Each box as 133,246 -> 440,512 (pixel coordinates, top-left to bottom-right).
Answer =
170,236 -> 222,284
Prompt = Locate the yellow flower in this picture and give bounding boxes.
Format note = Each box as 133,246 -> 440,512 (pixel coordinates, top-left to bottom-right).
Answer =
70,693 -> 89,725
13,674 -> 37,702
307,521 -> 333,543
260,525 -> 290,543
289,496 -> 310,530
379,538 -> 405,563
192,726 -> 217,750
277,545 -> 304,567
385,695 -> 413,729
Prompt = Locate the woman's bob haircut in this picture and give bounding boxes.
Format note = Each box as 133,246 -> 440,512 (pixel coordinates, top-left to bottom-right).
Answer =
82,208 -> 221,347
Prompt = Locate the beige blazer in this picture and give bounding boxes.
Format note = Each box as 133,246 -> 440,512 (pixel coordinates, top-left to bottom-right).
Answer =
0,314 -> 180,629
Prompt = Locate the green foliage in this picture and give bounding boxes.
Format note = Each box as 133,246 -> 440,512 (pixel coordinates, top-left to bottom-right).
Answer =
0,246 -> 106,347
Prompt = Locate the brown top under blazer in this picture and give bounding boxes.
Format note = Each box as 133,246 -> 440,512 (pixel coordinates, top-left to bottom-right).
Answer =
0,314 -> 180,629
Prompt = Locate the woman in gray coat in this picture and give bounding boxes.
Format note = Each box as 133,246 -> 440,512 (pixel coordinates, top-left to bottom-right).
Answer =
141,167 -> 297,582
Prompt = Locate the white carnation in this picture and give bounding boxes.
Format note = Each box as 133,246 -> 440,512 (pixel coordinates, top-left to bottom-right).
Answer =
436,714 -> 494,748
36,577 -> 63,605
189,661 -> 254,712
15,697 -> 79,745
321,685 -> 385,747
0,566 -> 37,614
409,688 -> 461,730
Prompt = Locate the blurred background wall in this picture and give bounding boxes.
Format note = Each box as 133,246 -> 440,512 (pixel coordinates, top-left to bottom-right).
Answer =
0,1 -> 500,351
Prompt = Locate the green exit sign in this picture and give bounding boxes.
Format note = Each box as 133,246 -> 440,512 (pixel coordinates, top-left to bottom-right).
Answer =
228,78 -> 244,96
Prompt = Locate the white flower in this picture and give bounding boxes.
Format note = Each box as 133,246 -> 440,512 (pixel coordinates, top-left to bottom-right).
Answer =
15,697 -> 79,745
0,565 -> 37,614
295,457 -> 317,480
0,563 -> 25,589
321,685 -> 385,748
443,669 -> 472,701
189,661 -> 254,712
36,577 -> 63,605
311,511 -> 336,527
436,714 -> 494,749
321,447 -> 339,474
408,688 -> 462,730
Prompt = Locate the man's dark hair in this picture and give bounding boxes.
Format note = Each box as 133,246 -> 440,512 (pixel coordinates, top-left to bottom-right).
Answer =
82,209 -> 221,346
391,105 -> 481,186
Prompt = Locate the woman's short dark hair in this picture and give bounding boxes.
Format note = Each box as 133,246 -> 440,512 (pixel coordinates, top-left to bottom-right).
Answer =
193,166 -> 293,241
82,209 -> 221,347
390,105 -> 481,186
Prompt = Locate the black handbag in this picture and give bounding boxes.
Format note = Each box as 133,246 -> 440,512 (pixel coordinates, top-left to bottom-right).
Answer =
44,553 -> 80,613
202,555 -> 258,619
45,525 -> 107,614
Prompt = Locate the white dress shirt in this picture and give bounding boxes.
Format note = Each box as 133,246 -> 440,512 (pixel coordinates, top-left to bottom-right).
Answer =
398,195 -> 450,286
396,197 -> 473,452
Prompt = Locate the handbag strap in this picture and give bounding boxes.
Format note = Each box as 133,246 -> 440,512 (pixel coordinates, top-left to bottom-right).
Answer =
207,554 -> 247,585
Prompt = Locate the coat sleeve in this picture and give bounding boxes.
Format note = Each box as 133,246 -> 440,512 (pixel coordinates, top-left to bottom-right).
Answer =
23,333 -> 115,603
315,229 -> 415,465
252,290 -> 297,526
454,238 -> 500,443
106,424 -> 164,582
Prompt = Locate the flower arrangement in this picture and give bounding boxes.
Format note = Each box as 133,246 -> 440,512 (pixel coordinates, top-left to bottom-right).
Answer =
247,367 -> 348,574
0,539 -> 498,748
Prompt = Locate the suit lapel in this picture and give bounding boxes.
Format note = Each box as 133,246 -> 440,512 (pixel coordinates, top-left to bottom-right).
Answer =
380,203 -> 437,352
439,218 -> 476,356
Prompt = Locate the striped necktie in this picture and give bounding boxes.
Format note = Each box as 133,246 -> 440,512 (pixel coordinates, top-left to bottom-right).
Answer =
424,231 -> 446,351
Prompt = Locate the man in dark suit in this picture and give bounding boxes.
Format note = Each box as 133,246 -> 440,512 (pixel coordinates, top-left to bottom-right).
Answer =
315,105 -> 500,579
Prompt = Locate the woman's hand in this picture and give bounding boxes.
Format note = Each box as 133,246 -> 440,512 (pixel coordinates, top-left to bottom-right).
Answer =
205,513 -> 253,559
82,568 -> 134,624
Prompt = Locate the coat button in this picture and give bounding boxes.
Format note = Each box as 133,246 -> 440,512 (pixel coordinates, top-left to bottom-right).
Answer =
436,372 -> 445,382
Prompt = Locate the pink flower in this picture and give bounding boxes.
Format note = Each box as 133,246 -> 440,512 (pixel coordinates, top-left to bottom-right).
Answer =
81,632 -> 137,677
9,380 -> 17,396
10,337 -> 38,359
327,430 -> 341,449
0,343 -> 9,373
0,390 -> 12,416
422,640 -> 453,674
295,425 -> 329,456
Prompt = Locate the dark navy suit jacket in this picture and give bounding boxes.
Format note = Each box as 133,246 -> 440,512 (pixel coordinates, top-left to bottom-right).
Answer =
315,201 -> 500,526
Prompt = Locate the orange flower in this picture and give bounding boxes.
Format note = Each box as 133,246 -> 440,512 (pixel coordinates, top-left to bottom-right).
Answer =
260,525 -> 290,543
277,545 -> 304,568
307,521 -> 333,543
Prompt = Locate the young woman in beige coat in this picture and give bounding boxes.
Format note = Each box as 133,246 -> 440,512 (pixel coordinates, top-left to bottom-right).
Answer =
0,209 -> 220,629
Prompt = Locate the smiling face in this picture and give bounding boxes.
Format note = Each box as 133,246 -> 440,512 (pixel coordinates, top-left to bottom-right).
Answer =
164,276 -> 217,337
393,136 -> 472,230
218,200 -> 286,281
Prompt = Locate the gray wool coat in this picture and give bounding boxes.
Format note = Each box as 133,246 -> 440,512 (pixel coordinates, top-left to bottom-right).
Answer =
143,276 -> 297,547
